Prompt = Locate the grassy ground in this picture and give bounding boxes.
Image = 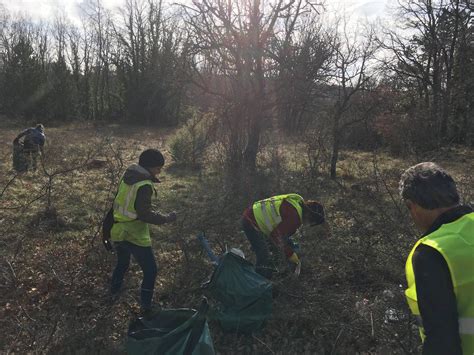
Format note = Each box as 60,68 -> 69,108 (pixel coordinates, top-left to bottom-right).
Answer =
1,123 -> 473,354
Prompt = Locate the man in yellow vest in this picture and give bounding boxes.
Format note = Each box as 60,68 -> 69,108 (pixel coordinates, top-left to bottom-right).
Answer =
109,149 -> 177,317
241,194 -> 330,279
400,162 -> 474,354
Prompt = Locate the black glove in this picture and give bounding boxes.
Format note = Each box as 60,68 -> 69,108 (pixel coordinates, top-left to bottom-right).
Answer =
102,238 -> 114,252
167,211 -> 177,223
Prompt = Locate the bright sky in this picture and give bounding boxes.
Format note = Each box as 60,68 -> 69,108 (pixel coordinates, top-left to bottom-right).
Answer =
1,0 -> 390,23
1,0 -> 121,22
328,0 -> 389,19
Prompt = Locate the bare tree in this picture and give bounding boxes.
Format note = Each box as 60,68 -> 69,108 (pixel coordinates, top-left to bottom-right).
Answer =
378,0 -> 473,144
182,0 -> 319,173
328,19 -> 378,179
0,16 -> 50,118
0,3 -> 9,60
271,10 -> 333,133
112,0 -> 191,125
81,0 -> 114,120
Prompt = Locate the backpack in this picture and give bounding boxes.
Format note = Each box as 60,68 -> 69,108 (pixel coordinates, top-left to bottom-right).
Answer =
102,208 -> 114,251
24,129 -> 45,146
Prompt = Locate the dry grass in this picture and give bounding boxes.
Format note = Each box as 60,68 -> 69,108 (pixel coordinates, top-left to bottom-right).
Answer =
1,123 -> 473,354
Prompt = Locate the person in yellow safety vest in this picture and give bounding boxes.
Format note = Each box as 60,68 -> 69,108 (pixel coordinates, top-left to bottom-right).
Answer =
241,194 -> 331,279
109,149 -> 177,318
400,162 -> 474,355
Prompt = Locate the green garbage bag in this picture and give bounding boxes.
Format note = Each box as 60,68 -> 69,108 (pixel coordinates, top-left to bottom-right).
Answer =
203,251 -> 272,334
126,299 -> 215,355
13,140 -> 28,172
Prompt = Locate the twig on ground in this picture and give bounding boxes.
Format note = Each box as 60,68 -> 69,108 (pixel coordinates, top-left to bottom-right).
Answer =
19,305 -> 37,322
42,318 -> 59,352
46,259 -> 70,286
330,326 -> 345,355
7,260 -> 17,287
370,311 -> 374,337
0,173 -> 18,200
252,334 -> 275,354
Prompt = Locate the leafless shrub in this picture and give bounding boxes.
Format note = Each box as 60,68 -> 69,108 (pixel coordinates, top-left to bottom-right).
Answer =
301,126 -> 331,179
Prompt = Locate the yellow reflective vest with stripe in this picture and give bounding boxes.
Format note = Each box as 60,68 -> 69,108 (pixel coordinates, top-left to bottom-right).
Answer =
253,194 -> 304,236
405,212 -> 474,354
111,179 -> 156,247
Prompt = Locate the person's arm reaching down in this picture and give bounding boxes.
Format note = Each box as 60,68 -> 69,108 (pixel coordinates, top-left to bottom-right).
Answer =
269,201 -> 301,261
15,129 -> 29,142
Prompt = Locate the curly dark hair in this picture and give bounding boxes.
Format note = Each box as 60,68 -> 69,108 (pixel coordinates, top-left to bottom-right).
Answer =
399,162 -> 459,210
303,200 -> 326,226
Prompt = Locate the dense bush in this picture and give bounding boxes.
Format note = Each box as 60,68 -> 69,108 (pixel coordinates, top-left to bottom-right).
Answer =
168,109 -> 215,167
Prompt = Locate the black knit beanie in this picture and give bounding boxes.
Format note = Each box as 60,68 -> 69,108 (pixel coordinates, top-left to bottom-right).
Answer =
139,149 -> 165,168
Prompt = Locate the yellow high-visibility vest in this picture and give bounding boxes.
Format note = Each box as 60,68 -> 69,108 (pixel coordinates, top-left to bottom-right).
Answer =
111,179 -> 156,247
405,212 -> 474,354
253,194 -> 303,236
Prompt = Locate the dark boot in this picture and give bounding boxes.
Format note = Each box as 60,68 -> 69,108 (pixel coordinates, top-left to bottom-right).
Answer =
140,304 -> 162,320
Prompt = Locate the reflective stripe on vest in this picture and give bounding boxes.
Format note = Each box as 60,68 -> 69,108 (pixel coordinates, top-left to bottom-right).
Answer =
253,194 -> 304,236
460,317 -> 474,335
113,183 -> 139,219
113,179 -> 154,222
405,212 -> 474,353
111,178 -> 156,247
259,198 -> 281,232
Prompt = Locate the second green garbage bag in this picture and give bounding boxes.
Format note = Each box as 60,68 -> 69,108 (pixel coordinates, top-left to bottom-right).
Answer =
126,299 -> 215,355
203,251 -> 273,334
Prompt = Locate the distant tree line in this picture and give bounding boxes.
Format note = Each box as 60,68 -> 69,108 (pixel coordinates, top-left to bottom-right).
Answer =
0,0 -> 472,174
378,0 -> 474,149
0,0 -> 192,125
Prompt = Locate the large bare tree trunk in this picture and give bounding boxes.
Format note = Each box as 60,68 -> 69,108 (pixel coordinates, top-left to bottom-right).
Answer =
182,0 -> 310,174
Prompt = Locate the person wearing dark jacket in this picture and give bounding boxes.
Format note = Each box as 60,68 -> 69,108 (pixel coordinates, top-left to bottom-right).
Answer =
241,193 -> 330,279
14,124 -> 45,171
400,162 -> 474,355
109,149 -> 176,317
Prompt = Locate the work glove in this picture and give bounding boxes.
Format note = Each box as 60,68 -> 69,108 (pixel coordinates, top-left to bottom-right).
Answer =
166,211 -> 177,223
288,252 -> 300,265
102,238 -> 114,252
288,253 -> 302,277
286,237 -> 300,254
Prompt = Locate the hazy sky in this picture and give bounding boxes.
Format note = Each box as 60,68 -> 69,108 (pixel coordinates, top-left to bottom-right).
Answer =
1,0 -> 390,23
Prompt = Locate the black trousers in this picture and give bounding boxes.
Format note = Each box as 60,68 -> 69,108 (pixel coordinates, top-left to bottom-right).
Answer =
23,145 -> 40,170
241,218 -> 274,279
111,241 -> 158,309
